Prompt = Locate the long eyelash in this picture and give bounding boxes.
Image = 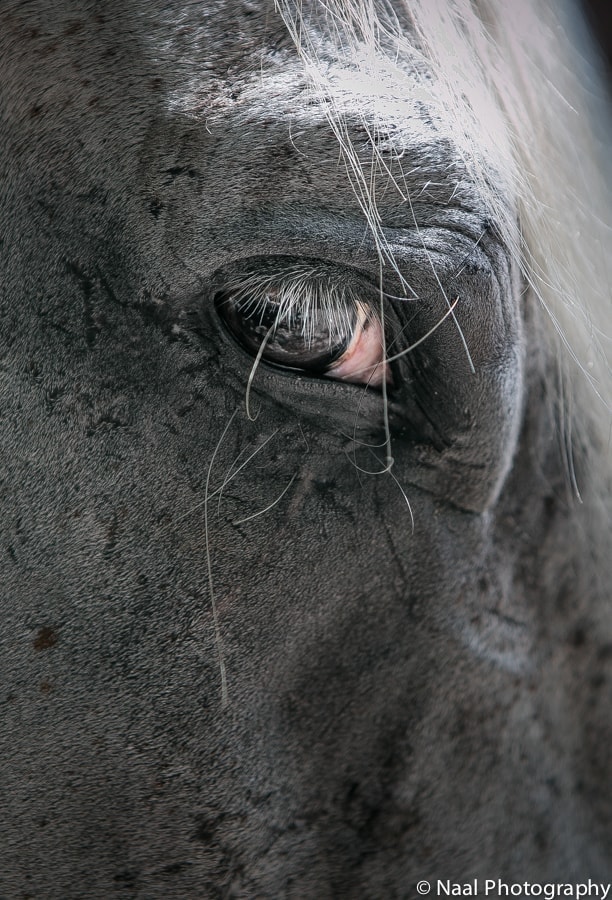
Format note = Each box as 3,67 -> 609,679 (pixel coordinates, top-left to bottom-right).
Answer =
223,264 -> 378,348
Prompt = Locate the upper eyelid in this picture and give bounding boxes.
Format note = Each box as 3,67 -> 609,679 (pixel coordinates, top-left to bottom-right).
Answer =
209,229 -> 499,339
216,260 -> 385,325
214,257 -> 423,310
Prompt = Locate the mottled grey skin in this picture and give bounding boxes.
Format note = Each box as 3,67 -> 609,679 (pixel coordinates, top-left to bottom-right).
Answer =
1,2 -> 610,897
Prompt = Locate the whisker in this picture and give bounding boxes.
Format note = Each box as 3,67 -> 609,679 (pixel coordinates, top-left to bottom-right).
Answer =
204,408 -> 238,708
403,188 -> 476,375
210,430 -> 279,509
382,297 -> 459,367
377,254 -> 394,473
245,325 -> 274,421
453,227 -> 487,278
383,460 -> 415,534
232,473 -> 298,525
342,296 -> 460,382
216,443 -> 251,516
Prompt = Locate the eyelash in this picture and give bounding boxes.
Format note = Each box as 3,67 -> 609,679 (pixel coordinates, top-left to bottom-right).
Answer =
218,262 -> 371,346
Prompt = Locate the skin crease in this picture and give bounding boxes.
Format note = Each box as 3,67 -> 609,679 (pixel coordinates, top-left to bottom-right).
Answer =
0,1 -> 611,897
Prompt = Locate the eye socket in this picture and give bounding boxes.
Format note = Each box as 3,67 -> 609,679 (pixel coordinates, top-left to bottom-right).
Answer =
215,262 -> 390,387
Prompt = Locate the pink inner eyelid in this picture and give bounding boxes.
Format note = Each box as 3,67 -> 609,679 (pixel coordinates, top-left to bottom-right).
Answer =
326,307 -> 390,387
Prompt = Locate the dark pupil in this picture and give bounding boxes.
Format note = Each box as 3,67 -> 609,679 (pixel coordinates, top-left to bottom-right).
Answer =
217,290 -> 355,372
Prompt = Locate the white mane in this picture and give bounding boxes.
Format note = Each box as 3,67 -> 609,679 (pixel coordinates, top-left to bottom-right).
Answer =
274,0 -> 612,459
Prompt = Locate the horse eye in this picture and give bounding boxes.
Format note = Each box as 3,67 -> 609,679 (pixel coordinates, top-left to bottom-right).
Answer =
215,282 -> 390,387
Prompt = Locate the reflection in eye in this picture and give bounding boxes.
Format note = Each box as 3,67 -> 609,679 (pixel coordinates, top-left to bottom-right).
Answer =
215,263 -> 391,387
326,303 -> 389,387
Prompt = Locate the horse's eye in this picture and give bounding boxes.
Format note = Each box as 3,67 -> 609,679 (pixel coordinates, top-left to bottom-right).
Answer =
215,270 -> 390,387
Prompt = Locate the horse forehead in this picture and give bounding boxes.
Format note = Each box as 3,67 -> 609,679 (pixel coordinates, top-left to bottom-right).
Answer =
168,57 -> 444,153
164,57 -> 453,181
143,5 -> 512,213
2,1 -> 507,205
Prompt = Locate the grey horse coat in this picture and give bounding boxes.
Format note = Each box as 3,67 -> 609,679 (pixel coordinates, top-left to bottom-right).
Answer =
1,0 -> 611,896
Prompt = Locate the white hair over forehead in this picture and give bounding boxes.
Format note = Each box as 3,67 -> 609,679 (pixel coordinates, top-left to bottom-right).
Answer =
274,0 -> 612,447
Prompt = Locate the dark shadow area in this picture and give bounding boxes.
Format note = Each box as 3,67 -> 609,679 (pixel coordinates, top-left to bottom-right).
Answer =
582,0 -> 612,80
